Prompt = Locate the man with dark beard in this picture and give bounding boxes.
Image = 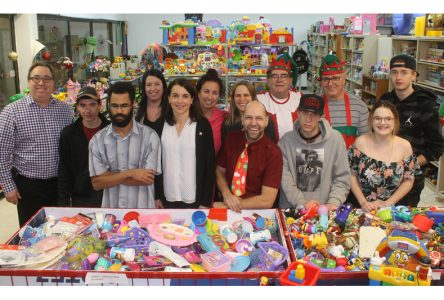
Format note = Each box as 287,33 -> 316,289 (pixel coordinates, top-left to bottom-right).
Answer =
89,82 -> 162,208
214,101 -> 283,212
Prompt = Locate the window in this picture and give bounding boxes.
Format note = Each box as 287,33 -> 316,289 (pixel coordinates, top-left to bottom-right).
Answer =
0,15 -> 19,111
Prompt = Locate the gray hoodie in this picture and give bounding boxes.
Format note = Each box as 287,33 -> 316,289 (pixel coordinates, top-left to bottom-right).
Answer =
278,118 -> 350,208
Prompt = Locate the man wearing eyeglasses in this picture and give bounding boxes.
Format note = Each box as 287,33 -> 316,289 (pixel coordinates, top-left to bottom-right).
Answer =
257,53 -> 301,140
89,81 -> 162,209
380,54 -> 444,206
0,62 -> 73,226
58,86 -> 110,208
319,54 -> 369,149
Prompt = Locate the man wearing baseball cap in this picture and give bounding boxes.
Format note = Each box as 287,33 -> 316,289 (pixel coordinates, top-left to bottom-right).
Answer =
381,54 -> 444,207
319,54 -> 369,148
58,86 -> 110,207
278,94 -> 350,211
257,53 -> 302,140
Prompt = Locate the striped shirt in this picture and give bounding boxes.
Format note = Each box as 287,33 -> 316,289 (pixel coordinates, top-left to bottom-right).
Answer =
89,120 -> 161,208
323,94 -> 369,135
0,96 -> 74,193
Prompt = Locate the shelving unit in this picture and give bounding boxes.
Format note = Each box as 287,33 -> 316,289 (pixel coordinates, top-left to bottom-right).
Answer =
416,37 -> 444,94
347,35 -> 379,98
307,33 -> 329,93
361,75 -> 389,107
425,155 -> 444,193
162,43 -> 296,103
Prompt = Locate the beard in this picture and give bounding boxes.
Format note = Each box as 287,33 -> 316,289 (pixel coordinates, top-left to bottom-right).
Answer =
110,110 -> 133,127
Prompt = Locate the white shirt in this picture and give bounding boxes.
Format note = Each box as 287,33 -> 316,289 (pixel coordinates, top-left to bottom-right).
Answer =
161,120 -> 197,204
258,90 -> 301,139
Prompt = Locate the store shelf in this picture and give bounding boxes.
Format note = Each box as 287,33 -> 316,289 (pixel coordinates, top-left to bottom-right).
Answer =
362,89 -> 377,97
416,82 -> 444,93
348,78 -> 362,85
417,60 -> 444,67
425,177 -> 438,191
165,73 -> 206,77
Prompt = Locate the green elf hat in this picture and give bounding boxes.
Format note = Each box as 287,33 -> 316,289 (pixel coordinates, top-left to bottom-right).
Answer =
268,53 -> 299,87
318,54 -> 346,79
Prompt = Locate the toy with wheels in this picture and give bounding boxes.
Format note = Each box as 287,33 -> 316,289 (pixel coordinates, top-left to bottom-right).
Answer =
368,229 -> 431,286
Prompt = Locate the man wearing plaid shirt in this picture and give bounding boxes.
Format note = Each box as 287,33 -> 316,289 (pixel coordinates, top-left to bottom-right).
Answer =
0,62 -> 73,226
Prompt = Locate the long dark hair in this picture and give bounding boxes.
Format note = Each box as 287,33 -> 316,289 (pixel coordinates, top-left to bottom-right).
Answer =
195,68 -> 225,96
165,78 -> 203,126
135,69 -> 168,122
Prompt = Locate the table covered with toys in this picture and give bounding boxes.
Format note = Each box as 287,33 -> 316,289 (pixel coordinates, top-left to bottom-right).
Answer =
281,203 -> 444,286
0,207 -> 290,286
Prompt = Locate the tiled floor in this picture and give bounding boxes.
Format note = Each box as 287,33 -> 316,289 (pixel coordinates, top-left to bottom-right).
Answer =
0,186 -> 443,243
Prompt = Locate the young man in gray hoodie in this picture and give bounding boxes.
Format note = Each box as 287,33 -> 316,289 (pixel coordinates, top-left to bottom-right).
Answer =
278,94 -> 350,211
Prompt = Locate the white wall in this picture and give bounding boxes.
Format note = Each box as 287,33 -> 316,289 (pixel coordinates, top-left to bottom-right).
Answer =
14,14 -> 39,92
126,13 -> 355,55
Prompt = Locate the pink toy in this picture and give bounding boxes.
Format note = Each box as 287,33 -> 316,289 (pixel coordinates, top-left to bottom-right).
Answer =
201,250 -> 231,272
147,223 -> 197,247
138,213 -> 171,228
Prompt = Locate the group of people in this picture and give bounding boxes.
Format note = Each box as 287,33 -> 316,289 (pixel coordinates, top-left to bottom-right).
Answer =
0,52 -> 442,226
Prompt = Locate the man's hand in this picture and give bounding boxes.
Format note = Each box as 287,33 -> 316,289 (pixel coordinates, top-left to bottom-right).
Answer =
326,203 -> 338,212
223,193 -> 242,213
5,190 -> 21,205
155,199 -> 164,209
304,200 -> 319,210
129,169 -> 155,184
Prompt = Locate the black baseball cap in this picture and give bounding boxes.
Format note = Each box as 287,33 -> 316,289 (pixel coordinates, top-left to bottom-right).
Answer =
390,54 -> 416,72
76,86 -> 100,103
298,94 -> 324,115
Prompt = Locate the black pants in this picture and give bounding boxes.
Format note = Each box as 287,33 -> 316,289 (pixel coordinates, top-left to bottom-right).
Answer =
15,174 -> 58,226
162,200 -> 200,209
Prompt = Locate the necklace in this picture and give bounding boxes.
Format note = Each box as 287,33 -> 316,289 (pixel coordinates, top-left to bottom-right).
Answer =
298,129 -> 321,144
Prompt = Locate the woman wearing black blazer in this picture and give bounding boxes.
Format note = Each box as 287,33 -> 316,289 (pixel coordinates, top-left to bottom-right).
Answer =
159,78 -> 215,208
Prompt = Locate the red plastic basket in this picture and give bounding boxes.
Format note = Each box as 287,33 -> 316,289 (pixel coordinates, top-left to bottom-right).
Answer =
279,261 -> 320,286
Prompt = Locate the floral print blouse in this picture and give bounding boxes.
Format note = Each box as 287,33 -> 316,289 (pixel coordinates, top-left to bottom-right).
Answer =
348,144 -> 422,202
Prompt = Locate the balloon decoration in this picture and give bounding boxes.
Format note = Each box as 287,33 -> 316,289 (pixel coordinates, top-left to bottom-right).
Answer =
86,36 -> 97,55
42,50 -> 51,61
56,57 -> 73,70
292,49 -> 309,75
7,51 -> 18,62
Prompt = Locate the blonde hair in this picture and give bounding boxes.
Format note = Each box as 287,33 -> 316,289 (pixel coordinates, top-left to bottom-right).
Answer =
225,81 -> 257,126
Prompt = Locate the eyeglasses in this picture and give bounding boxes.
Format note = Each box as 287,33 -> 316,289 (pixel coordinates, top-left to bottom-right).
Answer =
29,75 -> 53,83
109,103 -> 132,110
270,73 -> 290,80
373,116 -> 395,123
321,76 -> 342,83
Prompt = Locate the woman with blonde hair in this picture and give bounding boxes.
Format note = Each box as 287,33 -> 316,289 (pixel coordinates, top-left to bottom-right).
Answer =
348,100 -> 421,212
221,81 -> 276,143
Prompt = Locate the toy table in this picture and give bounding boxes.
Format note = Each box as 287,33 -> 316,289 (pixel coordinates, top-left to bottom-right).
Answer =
0,207 -> 290,286
278,209 -> 444,286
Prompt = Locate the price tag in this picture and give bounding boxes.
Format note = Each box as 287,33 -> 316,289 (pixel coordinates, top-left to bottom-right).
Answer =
431,271 -> 442,281
85,272 -> 129,285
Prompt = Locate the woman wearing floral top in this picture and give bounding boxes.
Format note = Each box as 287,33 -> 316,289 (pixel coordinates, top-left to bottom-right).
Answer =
348,100 -> 421,212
